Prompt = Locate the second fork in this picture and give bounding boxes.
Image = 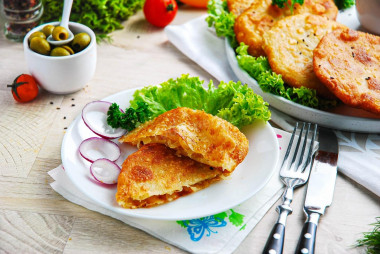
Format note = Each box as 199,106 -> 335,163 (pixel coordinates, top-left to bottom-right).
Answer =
263,122 -> 317,254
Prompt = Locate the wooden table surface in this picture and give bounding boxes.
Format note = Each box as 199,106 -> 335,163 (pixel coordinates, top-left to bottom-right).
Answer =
0,7 -> 379,254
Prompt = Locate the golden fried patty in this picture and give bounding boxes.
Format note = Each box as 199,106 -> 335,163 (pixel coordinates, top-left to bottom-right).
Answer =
262,14 -> 345,98
227,0 -> 254,16
313,28 -> 380,114
234,0 -> 338,57
119,107 -> 249,172
116,144 -> 225,209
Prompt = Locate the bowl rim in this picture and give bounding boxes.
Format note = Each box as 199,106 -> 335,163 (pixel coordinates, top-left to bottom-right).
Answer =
23,21 -> 96,60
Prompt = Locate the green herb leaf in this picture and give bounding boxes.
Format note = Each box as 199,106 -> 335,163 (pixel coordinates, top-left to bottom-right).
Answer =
271,0 -> 305,14
356,217 -> 380,254
334,0 -> 355,10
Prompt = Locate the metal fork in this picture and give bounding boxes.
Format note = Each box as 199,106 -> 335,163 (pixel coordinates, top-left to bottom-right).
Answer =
263,122 -> 318,254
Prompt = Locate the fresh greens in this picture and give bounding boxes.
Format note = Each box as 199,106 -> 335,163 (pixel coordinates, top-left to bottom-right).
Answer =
206,0 -> 237,48
107,102 -> 149,131
334,0 -> 355,10
356,217 -> 380,254
107,74 -> 271,130
271,0 -> 304,14
41,0 -> 144,40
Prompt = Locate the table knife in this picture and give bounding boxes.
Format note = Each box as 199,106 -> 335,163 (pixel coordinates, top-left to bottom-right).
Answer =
295,128 -> 339,254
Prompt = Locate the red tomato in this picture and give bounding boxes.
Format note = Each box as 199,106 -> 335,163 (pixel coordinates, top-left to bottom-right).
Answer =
143,0 -> 178,27
7,74 -> 39,103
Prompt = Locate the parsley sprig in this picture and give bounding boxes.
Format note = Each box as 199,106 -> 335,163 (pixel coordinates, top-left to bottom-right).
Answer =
271,0 -> 304,14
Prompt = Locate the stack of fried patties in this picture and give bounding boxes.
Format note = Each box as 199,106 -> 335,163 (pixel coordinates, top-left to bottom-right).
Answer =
230,0 -> 380,114
116,107 -> 249,208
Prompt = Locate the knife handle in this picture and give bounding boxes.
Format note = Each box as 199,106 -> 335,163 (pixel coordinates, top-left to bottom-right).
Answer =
263,222 -> 285,254
295,213 -> 320,254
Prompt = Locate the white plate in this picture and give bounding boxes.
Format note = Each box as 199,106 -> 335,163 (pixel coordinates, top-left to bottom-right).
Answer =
225,7 -> 380,133
61,88 -> 280,220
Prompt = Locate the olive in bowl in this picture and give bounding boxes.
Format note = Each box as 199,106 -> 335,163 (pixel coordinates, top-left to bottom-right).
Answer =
23,21 -> 97,94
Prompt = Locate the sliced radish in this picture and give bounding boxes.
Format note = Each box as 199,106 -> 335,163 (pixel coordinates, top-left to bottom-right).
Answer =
82,101 -> 127,139
79,137 -> 121,163
90,158 -> 121,184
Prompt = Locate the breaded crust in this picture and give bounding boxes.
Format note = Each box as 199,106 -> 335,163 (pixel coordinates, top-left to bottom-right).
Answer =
227,0 -> 254,16
116,144 -> 224,208
119,107 -> 249,172
262,14 -> 345,98
234,0 -> 338,57
313,28 -> 380,114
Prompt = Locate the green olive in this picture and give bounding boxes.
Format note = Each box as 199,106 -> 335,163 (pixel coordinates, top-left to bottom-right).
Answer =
42,25 -> 55,37
52,26 -> 69,41
28,31 -> 46,43
61,45 -> 74,55
30,37 -> 51,55
50,47 -> 71,56
71,32 -> 91,52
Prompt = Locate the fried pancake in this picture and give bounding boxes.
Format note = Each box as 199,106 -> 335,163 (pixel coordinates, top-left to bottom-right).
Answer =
313,28 -> 380,114
119,107 -> 249,172
262,14 -> 345,98
234,0 -> 338,57
227,0 -> 254,16
116,144 -> 225,209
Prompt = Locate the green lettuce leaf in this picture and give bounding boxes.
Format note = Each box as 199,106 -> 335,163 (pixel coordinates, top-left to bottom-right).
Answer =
206,0 -> 237,48
41,0 -> 144,41
107,74 -> 270,130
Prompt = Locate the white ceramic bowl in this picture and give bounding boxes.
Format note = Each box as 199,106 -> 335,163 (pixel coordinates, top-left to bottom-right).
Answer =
23,21 -> 97,94
356,0 -> 380,35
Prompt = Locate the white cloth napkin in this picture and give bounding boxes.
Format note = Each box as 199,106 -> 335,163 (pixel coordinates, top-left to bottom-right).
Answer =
164,15 -> 380,197
50,128 -> 293,254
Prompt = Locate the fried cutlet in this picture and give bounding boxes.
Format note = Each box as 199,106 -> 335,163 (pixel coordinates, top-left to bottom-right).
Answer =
119,107 -> 249,173
116,143 -> 226,209
234,0 -> 338,57
262,14 -> 346,98
313,28 -> 380,114
227,0 -> 254,16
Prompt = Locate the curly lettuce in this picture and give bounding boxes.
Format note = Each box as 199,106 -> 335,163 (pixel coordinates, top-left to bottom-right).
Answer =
206,0 -> 237,48
41,0 -> 144,41
107,74 -> 270,130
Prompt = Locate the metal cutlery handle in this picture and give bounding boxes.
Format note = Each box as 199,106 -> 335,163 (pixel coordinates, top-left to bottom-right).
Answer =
263,187 -> 293,254
295,212 -> 320,254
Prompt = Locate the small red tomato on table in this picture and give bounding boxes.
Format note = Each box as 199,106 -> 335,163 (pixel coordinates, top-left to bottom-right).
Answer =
143,0 -> 178,27
7,74 -> 39,102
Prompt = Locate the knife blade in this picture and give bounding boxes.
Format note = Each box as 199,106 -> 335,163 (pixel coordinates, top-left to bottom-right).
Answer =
295,128 -> 339,254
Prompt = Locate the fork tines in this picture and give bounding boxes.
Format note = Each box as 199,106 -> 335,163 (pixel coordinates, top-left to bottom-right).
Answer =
281,122 -> 318,173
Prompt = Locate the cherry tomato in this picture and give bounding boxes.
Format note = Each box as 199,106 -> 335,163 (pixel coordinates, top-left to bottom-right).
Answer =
143,0 -> 178,28
7,74 -> 39,103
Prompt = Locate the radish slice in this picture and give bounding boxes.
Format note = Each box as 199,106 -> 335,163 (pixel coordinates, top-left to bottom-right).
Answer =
90,158 -> 121,184
82,101 -> 127,139
79,137 -> 121,163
